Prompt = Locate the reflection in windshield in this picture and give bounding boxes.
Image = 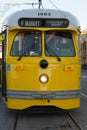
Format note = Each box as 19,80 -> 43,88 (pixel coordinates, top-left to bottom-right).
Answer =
11,31 -> 41,56
45,31 -> 75,57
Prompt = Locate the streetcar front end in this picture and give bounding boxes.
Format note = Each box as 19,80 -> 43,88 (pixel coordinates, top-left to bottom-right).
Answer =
1,9 -> 81,110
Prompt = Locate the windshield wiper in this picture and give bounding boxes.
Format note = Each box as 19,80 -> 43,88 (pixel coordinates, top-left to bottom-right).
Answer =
45,44 -> 61,61
17,42 -> 35,61
17,46 -> 30,61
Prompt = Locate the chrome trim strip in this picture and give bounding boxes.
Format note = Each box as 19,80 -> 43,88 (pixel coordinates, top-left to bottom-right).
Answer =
7,90 -> 80,99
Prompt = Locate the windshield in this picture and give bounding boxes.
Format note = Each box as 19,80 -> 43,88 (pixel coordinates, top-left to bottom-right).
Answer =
11,31 -> 41,56
45,31 -> 75,57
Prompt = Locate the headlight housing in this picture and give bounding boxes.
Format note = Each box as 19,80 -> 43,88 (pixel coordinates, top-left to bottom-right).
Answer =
39,74 -> 49,83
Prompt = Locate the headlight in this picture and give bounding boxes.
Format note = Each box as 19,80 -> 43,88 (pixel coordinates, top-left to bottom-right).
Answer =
39,74 -> 49,83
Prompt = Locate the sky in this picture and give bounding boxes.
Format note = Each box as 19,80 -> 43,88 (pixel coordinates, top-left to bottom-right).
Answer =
0,0 -> 87,30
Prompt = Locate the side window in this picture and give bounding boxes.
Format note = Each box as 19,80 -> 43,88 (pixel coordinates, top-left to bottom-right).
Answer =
11,31 -> 42,56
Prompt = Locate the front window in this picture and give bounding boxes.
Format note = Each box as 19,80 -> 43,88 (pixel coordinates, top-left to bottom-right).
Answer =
45,31 -> 75,57
11,31 -> 41,56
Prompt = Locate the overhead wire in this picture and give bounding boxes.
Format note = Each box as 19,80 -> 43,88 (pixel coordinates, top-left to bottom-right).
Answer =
47,0 -> 80,30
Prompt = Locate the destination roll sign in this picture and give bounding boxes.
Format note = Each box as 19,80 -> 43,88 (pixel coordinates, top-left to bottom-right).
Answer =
18,18 -> 69,28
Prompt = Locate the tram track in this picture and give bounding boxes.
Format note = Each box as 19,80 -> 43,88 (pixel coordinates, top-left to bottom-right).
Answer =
12,112 -> 19,130
11,107 -> 83,130
81,92 -> 87,98
68,112 -> 83,130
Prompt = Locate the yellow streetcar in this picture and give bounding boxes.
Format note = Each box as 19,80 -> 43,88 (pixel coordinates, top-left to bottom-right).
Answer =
1,6 -> 81,110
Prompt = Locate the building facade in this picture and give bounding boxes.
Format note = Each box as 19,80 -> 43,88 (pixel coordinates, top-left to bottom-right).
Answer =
80,29 -> 87,69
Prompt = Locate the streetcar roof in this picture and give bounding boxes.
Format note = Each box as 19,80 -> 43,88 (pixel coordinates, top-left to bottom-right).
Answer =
2,8 -> 80,30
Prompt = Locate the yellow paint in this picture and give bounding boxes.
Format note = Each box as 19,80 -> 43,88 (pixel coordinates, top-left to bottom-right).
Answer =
7,98 -> 80,110
5,27 -> 81,109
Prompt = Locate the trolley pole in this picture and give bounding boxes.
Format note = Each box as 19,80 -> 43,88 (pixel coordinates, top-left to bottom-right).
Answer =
38,0 -> 42,8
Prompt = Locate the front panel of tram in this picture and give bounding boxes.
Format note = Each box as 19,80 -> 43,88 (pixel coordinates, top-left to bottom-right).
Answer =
6,29 -> 80,109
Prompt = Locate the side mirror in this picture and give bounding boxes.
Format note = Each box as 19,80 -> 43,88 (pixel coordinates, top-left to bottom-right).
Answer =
0,35 -> 3,41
